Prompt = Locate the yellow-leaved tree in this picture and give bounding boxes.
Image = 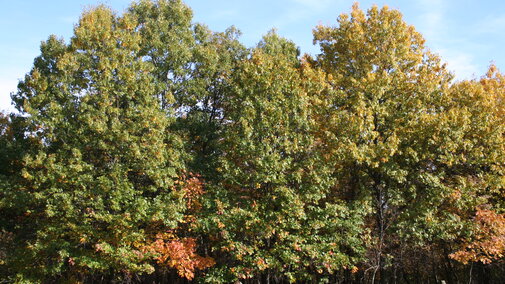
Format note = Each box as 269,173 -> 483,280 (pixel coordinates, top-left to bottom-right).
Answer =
310,3 -> 505,282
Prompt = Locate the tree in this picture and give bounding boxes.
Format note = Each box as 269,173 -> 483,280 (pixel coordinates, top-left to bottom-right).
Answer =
128,0 -> 196,110
311,3 -> 505,282
200,31 -> 365,283
5,5 -> 199,282
130,0 -> 247,178
446,66 -> 505,280
0,112 -> 40,280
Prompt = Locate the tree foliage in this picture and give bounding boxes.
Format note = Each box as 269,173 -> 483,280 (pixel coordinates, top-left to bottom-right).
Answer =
199,31 -> 365,282
2,1 -> 505,283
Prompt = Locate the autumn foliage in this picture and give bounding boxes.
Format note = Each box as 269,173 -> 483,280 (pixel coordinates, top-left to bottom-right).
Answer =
143,233 -> 214,280
450,208 -> 505,264
1,1 -> 505,283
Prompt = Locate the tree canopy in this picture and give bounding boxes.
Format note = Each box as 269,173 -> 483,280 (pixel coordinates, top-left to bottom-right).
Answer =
1,1 -> 505,283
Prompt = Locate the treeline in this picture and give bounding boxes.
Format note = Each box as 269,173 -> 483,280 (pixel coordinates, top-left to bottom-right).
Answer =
1,1 -> 505,283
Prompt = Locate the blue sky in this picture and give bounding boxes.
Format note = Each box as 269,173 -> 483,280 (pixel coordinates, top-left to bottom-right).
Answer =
1,0 -> 505,112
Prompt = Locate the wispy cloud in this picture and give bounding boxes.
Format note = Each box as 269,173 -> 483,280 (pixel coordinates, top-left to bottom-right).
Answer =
476,14 -> 505,35
0,78 -> 18,113
60,15 -> 78,24
415,0 -> 447,40
273,0 -> 338,29
207,9 -> 238,21
437,49 -> 480,80
291,0 -> 334,11
415,0 -> 478,80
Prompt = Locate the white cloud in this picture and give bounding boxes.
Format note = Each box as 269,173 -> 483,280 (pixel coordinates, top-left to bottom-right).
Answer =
291,0 -> 333,11
476,14 -> 505,34
207,9 -> 238,20
436,49 -> 479,80
415,0 -> 446,41
0,78 -> 17,113
274,0 -> 340,30
418,11 -> 443,39
416,0 -> 444,8
414,0 -> 478,80
60,15 -> 78,24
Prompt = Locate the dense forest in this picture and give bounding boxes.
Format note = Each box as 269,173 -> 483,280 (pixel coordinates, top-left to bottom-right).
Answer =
1,0 -> 505,283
